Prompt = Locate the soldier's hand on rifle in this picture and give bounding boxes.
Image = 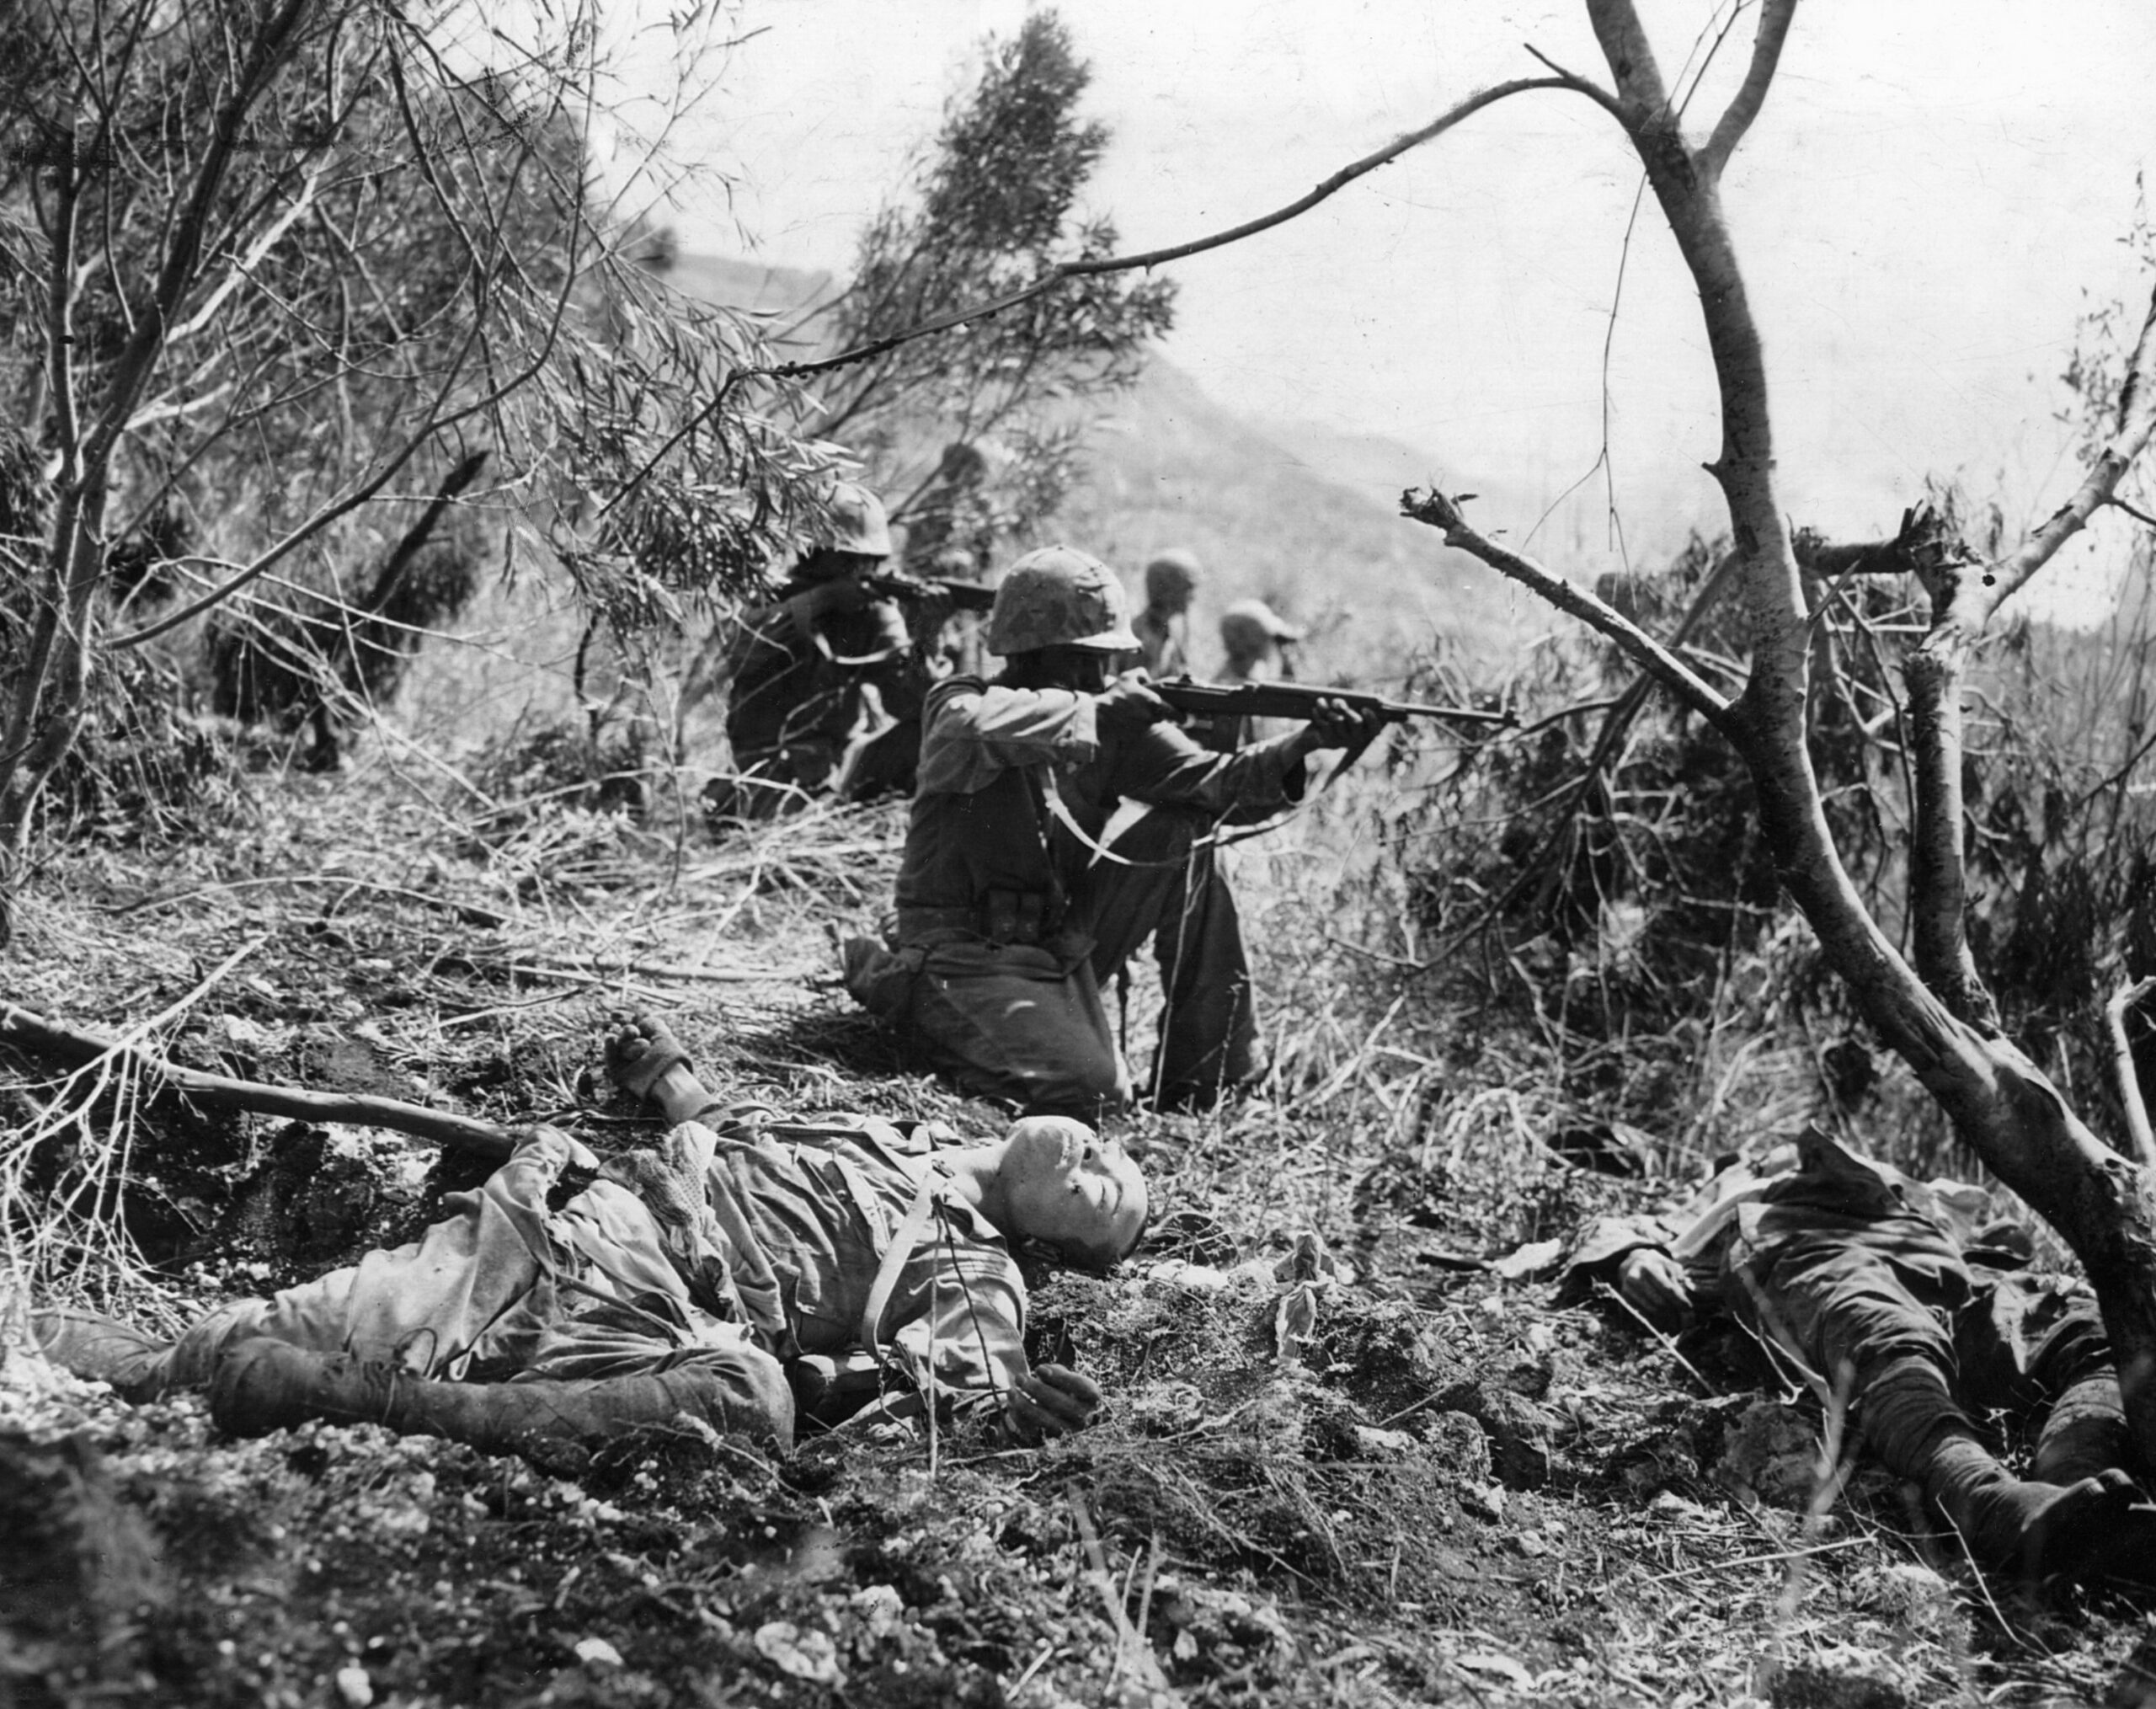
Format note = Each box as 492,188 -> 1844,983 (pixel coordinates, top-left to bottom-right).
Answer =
1006,1362 -> 1103,1440
1301,695 -> 1386,751
1094,673 -> 1174,736
796,575 -> 874,621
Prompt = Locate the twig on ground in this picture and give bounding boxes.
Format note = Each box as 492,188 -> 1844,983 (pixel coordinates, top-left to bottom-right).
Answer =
0,1001 -> 516,1161
1637,1537 -> 1868,1583
525,954 -> 808,985
107,873 -> 507,927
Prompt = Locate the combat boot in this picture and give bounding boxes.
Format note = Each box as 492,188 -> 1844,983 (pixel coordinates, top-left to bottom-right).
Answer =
1867,1358 -> 2156,1580
2032,1375 -> 2133,1486
208,1338 -> 793,1453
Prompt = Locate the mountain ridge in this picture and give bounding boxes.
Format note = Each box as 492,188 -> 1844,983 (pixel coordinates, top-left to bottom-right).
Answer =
664,251 -> 1587,676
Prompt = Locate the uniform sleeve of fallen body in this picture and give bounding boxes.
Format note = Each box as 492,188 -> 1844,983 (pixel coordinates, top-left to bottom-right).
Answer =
1556,1162 -> 1772,1315
1110,721 -> 1309,817
1554,1213 -> 1686,1306
914,679 -> 1100,796
885,1234 -> 1032,1413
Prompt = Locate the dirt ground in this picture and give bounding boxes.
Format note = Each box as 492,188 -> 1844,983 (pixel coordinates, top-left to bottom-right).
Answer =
5,779 -> 2156,1708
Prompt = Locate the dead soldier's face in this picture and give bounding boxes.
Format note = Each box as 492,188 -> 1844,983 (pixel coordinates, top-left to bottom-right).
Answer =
1002,1117 -> 1149,1263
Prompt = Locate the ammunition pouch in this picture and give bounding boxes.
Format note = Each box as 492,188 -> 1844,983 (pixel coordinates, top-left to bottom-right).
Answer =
896,888 -> 1053,948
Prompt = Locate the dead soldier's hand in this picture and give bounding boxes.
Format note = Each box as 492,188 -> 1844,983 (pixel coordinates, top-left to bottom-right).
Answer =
1615,1248 -> 1694,1332
1005,1363 -> 1102,1441
1094,674 -> 1173,736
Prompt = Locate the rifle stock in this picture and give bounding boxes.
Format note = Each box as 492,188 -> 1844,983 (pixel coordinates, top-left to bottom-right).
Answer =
1150,676 -> 1513,729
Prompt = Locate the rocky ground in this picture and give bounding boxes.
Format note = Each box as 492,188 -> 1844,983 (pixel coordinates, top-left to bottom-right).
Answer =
5,776 -> 2155,1708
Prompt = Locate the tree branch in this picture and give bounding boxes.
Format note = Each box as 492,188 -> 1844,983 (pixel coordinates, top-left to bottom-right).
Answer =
162,164 -> 321,347
1900,647 -> 1998,1026
1587,0 -> 1678,125
1896,288 -> 2156,1018
1697,0 -> 1799,180
1796,506 -> 1965,579
0,1000 -> 515,1162
82,0 -> 318,469
607,72 -> 1608,519
2108,978 -> 2156,1171
1957,280 -> 2156,627
1400,486 -> 1732,727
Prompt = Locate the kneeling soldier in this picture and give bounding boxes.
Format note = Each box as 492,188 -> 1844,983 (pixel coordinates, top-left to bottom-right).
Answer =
843,545 -> 1381,1117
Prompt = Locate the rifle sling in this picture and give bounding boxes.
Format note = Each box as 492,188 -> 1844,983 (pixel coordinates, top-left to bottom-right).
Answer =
857,1163 -> 948,1370
1038,781 -> 1303,870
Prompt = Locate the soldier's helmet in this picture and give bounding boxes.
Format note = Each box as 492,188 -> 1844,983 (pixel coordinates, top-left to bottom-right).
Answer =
987,546 -> 1141,655
1219,598 -> 1304,660
1144,548 -> 1203,610
818,481 -> 893,558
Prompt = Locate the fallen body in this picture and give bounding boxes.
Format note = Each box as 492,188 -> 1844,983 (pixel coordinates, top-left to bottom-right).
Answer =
35,1015 -> 1148,1455
1561,1130 -> 2156,1582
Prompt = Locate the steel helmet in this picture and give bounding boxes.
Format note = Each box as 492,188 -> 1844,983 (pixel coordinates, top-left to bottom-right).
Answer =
1144,549 -> 1203,609
986,546 -> 1140,654
818,481 -> 893,558
1219,598 -> 1304,660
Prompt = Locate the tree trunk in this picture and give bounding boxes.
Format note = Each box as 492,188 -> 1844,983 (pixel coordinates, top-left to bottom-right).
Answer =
1579,0 -> 2156,1464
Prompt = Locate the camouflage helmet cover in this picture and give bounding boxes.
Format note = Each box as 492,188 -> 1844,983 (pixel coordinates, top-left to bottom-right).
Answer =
1144,548 -> 1203,607
817,481 -> 894,558
987,546 -> 1141,654
1219,597 -> 1304,658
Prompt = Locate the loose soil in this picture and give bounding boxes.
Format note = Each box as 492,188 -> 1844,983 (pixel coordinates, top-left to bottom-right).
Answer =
4,778 -> 2152,1708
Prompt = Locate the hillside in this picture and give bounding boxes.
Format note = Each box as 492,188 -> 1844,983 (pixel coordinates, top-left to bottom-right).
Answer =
11,716 -> 2153,1708
13,255 -> 2156,1709
663,252 -> 840,343
661,251 -> 1556,681
1052,358 -> 1545,677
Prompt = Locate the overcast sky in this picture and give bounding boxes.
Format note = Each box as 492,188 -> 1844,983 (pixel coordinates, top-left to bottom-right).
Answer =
628,0 -> 2153,618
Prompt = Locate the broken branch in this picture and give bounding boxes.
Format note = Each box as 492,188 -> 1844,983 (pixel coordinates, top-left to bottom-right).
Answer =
0,1001 -> 515,1162
1400,485 -> 1731,728
2107,978 -> 2156,1171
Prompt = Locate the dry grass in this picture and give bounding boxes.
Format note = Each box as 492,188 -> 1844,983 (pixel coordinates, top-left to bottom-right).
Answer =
3,733 -> 2153,1707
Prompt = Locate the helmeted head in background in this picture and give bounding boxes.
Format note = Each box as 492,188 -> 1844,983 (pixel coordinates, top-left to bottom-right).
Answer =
932,545 -> 987,584
936,441 -> 989,489
1219,598 -> 1303,670
1143,549 -> 1203,615
987,546 -> 1141,655
799,480 -> 893,576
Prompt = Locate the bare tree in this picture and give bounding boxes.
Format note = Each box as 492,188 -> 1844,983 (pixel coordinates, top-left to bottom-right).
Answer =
0,0 -> 834,939
1390,2 -> 2156,1454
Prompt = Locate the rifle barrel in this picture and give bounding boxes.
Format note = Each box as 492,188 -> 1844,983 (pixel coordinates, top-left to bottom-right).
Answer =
1152,678 -> 1511,729
1385,699 -> 1516,727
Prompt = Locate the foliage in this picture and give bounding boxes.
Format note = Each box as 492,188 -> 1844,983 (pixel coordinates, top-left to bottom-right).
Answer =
5,766 -> 2144,1707
0,0 -> 842,936
1380,488 -> 2156,1156
204,455 -> 493,769
808,10 -> 1177,559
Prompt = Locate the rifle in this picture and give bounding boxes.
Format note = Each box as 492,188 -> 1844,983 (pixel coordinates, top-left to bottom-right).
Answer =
1150,675 -> 1516,731
862,571 -> 997,612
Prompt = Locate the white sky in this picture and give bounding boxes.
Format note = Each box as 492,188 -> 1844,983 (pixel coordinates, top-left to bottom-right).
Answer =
625,0 -> 2154,617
